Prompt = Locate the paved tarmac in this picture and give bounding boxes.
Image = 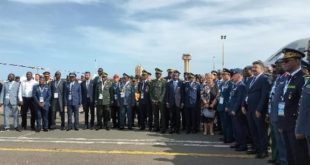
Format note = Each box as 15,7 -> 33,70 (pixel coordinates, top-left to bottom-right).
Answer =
0,107 -> 269,165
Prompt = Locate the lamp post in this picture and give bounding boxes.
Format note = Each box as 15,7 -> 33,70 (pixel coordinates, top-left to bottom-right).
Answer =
221,35 -> 226,70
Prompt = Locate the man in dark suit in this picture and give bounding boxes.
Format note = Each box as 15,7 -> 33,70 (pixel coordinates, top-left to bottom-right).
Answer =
81,72 -> 94,129
165,70 -> 184,134
0,82 -> 2,94
245,60 -> 271,159
33,76 -> 51,132
111,74 -> 121,128
138,70 -> 152,131
278,48 -> 310,165
64,73 -> 82,131
50,71 -> 66,130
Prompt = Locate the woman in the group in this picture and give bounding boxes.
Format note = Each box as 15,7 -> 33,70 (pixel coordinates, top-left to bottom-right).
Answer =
201,73 -> 219,135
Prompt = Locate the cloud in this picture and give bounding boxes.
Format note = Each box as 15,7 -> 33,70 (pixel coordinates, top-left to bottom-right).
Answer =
1,0 -> 310,78
8,0 -> 102,4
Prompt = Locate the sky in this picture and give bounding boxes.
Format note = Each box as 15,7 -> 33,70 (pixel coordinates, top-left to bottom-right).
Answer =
0,0 -> 310,80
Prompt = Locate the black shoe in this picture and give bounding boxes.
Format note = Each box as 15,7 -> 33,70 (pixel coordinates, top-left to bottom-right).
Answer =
186,130 -> 191,134
15,127 -> 21,132
84,125 -> 89,130
119,127 -> 124,130
148,128 -> 152,132
247,150 -> 256,155
31,127 -> 35,131
67,128 -> 72,131
235,147 -> 248,152
267,159 -> 277,164
161,130 -> 166,134
128,127 -> 133,130
140,127 -> 145,131
90,127 -> 94,130
169,130 -> 174,134
256,152 -> 268,159
35,128 -> 41,132
175,130 -> 180,134
74,128 -> 79,131
230,144 -> 238,148
60,127 -> 65,131
43,129 -> 48,132
105,127 -> 110,131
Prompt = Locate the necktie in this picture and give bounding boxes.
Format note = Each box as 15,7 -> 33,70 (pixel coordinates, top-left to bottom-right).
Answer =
249,76 -> 256,88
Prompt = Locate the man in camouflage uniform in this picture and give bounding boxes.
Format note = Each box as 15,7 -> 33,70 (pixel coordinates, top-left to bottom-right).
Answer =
150,68 -> 166,133
94,72 -> 112,130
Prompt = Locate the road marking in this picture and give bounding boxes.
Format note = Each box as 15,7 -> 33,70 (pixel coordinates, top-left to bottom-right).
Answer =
0,137 -> 226,144
0,147 -> 254,159
17,132 -> 35,138
0,138 -> 230,148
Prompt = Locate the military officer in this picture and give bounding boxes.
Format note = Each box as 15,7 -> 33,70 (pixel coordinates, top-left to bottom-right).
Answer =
64,73 -> 81,131
94,72 -> 112,130
150,68 -> 166,133
295,55 -> 310,161
138,70 -> 152,131
278,48 -> 310,165
217,68 -> 234,143
183,73 -> 201,134
119,73 -> 135,130
111,74 -> 121,128
227,69 -> 247,151
33,76 -> 51,132
92,68 -> 104,102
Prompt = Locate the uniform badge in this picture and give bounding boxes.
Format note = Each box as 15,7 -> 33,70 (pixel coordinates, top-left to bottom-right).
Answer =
288,93 -> 292,100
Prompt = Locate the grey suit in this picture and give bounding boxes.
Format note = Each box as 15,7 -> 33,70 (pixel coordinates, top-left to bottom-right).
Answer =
50,79 -> 66,128
0,81 -> 20,129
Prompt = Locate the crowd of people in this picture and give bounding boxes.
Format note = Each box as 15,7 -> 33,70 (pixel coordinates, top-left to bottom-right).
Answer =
0,48 -> 310,165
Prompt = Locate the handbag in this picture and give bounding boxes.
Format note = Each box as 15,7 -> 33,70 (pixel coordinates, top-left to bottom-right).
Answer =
202,108 -> 215,118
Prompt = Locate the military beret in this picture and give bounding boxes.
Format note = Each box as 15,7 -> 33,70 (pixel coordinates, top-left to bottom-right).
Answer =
281,48 -> 305,60
69,72 -> 76,77
147,71 -> 152,76
222,68 -> 232,75
155,68 -> 163,73
231,68 -> 243,76
123,73 -> 129,77
173,70 -> 180,74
